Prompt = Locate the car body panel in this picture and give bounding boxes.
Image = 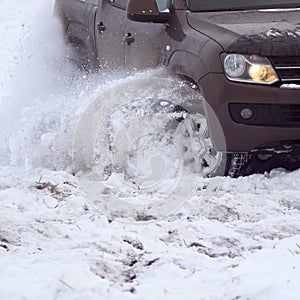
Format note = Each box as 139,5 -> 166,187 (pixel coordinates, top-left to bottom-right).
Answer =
55,0 -> 300,154
125,18 -> 166,70
199,73 -> 300,151
188,10 -> 300,55
95,1 -> 126,70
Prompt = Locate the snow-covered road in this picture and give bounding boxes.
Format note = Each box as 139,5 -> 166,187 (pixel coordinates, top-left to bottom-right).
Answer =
0,1 -> 299,299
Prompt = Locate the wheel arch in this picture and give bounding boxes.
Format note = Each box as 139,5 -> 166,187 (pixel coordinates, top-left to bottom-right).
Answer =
66,21 -> 98,70
55,0 -> 99,70
167,50 -> 210,87
166,51 -> 213,112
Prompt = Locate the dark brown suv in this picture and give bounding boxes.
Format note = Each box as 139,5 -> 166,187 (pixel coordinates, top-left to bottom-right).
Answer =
55,0 -> 300,177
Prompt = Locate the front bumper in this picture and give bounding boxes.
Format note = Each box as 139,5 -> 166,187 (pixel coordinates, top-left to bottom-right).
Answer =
199,73 -> 300,152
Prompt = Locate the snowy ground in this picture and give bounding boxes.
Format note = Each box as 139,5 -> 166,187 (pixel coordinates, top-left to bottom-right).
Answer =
0,1 -> 299,299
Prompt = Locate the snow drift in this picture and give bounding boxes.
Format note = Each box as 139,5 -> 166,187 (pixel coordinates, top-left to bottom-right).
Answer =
0,1 -> 299,299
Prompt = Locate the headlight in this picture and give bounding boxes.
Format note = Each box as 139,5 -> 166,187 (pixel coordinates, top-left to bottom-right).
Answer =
222,54 -> 279,85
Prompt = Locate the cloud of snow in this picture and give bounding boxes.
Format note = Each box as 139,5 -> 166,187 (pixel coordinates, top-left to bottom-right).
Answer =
0,0 -> 169,173
0,0 -> 97,169
0,0 -> 70,164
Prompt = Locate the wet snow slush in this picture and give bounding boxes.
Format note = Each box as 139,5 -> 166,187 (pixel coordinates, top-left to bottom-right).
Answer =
0,1 -> 299,299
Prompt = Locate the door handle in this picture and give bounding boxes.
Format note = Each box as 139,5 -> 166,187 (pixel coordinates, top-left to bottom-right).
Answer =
97,22 -> 106,33
124,33 -> 135,45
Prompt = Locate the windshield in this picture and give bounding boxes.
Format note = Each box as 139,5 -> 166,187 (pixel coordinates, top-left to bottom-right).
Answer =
185,0 -> 300,12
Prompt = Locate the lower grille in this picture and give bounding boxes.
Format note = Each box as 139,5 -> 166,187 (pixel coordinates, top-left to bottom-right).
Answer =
281,105 -> 300,122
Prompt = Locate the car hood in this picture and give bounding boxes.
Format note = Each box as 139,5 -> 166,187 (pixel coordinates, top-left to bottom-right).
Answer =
187,9 -> 300,56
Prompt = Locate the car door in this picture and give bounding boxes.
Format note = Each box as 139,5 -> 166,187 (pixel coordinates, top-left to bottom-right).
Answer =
95,0 -> 128,70
124,2 -> 167,70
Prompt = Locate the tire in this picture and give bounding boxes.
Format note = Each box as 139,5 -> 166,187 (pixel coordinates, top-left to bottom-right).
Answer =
173,113 -> 226,177
73,76 -> 251,180
97,80 -> 229,180
223,152 -> 253,178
